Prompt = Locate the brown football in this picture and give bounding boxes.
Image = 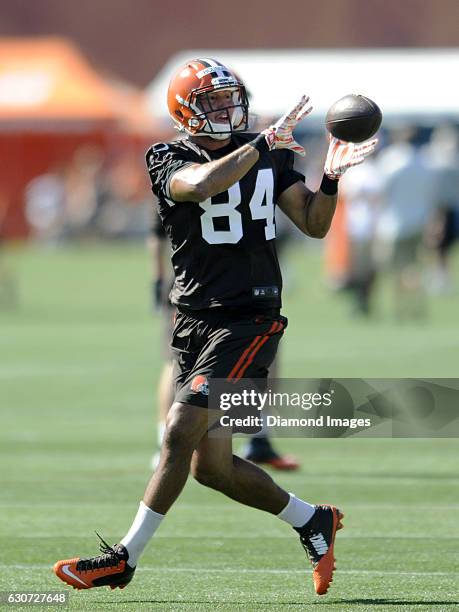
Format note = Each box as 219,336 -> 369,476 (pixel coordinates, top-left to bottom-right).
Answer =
325,94 -> 382,143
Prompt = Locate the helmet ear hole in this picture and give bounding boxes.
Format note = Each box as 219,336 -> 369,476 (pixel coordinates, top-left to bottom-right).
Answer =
175,110 -> 184,119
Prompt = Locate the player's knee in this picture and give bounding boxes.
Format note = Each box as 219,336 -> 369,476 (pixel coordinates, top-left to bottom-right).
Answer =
163,402 -> 208,453
191,456 -> 229,490
191,464 -> 221,489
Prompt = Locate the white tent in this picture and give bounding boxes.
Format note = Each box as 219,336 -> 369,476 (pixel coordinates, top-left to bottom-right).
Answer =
146,49 -> 459,128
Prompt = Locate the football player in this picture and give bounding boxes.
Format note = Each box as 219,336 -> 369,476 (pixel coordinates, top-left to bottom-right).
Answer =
54,58 -> 376,596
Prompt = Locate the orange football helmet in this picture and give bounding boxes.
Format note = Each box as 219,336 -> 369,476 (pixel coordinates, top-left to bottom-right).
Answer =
167,58 -> 249,140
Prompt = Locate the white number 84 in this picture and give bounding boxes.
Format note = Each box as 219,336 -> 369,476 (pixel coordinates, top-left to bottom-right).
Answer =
199,169 -> 275,244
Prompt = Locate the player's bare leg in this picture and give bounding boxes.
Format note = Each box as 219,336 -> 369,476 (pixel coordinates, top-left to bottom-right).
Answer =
191,431 -> 289,513
143,402 -> 220,513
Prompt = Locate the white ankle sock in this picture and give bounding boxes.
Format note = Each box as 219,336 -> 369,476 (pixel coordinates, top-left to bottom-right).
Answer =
277,493 -> 316,528
120,501 -> 164,566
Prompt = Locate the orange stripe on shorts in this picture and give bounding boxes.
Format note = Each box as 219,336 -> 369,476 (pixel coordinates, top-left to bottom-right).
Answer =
227,335 -> 262,381
229,321 -> 282,382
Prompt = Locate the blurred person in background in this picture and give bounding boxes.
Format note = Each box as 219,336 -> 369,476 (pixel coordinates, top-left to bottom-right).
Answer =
340,159 -> 382,316
421,124 -> 459,294
147,214 -> 176,470
25,146 -> 107,243
149,210 -> 299,470
26,146 -> 151,243
25,161 -> 68,244
375,128 -> 437,319
63,145 -> 106,238
95,152 -> 152,240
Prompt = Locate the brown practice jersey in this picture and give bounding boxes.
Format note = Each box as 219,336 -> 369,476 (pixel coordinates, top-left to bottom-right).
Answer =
146,133 -> 304,311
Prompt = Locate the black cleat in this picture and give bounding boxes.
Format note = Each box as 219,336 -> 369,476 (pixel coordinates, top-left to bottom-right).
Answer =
295,504 -> 344,595
53,533 -> 136,590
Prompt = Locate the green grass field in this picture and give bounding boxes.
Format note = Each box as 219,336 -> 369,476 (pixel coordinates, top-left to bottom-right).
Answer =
1,243 -> 458,611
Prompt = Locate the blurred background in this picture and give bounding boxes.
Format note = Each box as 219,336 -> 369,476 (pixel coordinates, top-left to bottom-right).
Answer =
1,2 -> 459,607
0,0 -> 458,317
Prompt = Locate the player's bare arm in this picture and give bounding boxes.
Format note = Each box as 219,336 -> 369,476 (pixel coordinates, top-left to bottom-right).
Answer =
170,144 -> 260,202
278,180 -> 337,239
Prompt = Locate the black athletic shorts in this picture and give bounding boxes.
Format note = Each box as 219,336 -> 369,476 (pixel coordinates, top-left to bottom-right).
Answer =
170,305 -> 287,409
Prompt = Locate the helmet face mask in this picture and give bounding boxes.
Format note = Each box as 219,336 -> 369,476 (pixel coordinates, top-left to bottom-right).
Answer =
192,86 -> 248,139
167,60 -> 249,140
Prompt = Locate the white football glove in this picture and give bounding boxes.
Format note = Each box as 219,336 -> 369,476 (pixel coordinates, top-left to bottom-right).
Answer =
324,135 -> 378,179
261,95 -> 313,157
